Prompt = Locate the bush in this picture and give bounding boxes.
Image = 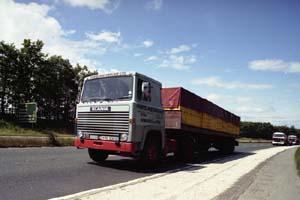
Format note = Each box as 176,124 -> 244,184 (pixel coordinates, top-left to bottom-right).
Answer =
0,119 -> 12,128
295,147 -> 300,176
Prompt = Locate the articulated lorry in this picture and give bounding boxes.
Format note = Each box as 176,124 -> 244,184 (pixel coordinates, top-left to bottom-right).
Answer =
75,72 -> 240,167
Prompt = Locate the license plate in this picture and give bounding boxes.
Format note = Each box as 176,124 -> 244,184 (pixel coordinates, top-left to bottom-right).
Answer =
89,135 -> 98,140
99,135 -> 119,141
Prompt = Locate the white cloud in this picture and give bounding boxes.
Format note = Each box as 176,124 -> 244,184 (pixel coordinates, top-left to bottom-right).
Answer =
145,0 -> 162,11
62,29 -> 76,36
202,93 -> 300,128
187,55 -> 197,64
205,93 -> 222,103
236,105 -> 274,113
159,54 -> 196,70
45,39 -> 106,68
248,59 -> 300,73
62,0 -> 121,13
145,56 -> 158,62
0,0 -> 62,46
85,31 -> 121,43
97,68 -> 121,74
155,44 -> 196,70
143,40 -> 154,48
0,0 -> 113,70
192,76 -> 272,90
169,44 -> 191,54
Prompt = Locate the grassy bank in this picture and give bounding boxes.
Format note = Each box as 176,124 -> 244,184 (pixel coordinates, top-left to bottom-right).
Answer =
238,137 -> 271,143
295,147 -> 300,176
0,119 -> 74,147
0,119 -> 46,136
0,119 -> 73,136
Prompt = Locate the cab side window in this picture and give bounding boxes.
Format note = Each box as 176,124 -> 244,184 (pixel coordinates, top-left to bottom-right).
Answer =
137,78 -> 151,102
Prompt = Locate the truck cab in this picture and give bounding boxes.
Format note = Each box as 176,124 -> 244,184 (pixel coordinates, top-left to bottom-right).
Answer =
74,72 -> 165,166
288,135 -> 299,145
272,132 -> 288,146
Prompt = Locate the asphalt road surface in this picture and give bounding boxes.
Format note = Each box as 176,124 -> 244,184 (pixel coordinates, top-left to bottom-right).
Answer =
0,143 -> 273,200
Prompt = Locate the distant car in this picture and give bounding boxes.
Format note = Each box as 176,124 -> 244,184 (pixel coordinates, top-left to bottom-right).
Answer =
272,132 -> 288,146
288,135 -> 299,145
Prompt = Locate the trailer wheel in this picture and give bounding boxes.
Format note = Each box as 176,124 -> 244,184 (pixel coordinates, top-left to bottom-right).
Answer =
218,142 -> 235,154
175,137 -> 194,162
139,137 -> 162,168
88,148 -> 108,163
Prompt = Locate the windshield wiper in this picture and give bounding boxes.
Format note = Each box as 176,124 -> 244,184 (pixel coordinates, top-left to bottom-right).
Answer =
100,97 -> 114,101
115,95 -> 132,100
85,97 -> 113,102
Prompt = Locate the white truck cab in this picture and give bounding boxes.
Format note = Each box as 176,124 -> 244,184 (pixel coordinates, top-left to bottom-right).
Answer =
75,72 -> 165,166
272,132 -> 288,146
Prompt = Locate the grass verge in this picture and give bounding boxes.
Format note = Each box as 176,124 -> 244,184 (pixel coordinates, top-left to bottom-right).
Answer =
295,147 -> 300,176
0,119 -> 73,136
0,119 -> 74,147
238,137 -> 271,143
0,119 -> 47,136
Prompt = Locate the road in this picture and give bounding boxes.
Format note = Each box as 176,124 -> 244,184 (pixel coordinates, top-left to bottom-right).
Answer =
0,143 -> 272,200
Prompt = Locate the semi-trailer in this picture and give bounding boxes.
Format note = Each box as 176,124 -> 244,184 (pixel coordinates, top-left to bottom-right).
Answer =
74,72 -> 240,167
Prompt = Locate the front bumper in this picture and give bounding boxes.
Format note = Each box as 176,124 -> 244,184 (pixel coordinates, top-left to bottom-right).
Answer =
272,141 -> 285,145
74,137 -> 135,153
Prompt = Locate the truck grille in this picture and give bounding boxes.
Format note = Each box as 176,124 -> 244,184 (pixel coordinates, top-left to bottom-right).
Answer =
77,112 -> 129,137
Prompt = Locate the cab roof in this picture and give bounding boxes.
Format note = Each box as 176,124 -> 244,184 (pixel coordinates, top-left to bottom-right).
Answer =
84,71 -> 162,86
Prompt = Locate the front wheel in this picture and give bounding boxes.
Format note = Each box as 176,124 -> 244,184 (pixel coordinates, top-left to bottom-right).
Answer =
139,137 -> 162,168
88,148 -> 108,163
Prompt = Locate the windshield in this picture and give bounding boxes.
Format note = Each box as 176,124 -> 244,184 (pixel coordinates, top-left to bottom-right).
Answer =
81,76 -> 133,102
273,133 -> 285,137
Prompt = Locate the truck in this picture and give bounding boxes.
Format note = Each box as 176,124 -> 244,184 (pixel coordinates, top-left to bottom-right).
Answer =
272,132 -> 288,146
74,72 -> 240,167
288,135 -> 299,145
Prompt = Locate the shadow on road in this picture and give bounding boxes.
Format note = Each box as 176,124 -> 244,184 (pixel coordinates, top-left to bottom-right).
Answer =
87,150 -> 255,174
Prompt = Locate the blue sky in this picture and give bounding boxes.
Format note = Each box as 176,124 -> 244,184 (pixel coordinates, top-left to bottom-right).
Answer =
1,0 -> 300,127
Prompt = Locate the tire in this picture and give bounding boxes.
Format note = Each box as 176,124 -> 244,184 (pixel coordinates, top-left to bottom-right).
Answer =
218,142 -> 235,154
198,144 -> 211,152
139,137 -> 162,168
175,137 -> 194,162
88,148 -> 108,163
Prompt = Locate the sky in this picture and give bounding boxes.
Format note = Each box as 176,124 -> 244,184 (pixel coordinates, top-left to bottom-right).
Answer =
0,0 -> 300,128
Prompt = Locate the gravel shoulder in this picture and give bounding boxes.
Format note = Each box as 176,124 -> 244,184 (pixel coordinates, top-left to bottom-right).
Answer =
52,146 -> 296,200
215,146 -> 300,200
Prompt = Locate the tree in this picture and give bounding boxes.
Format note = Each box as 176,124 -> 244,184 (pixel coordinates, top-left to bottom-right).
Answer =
74,64 -> 98,93
12,39 -> 46,105
36,57 -> 97,121
274,125 -> 290,135
0,41 -> 18,115
290,125 -> 297,135
0,39 -> 101,124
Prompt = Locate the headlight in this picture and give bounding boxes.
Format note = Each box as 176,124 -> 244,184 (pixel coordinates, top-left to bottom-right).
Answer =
120,134 -> 128,142
78,130 -> 83,138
